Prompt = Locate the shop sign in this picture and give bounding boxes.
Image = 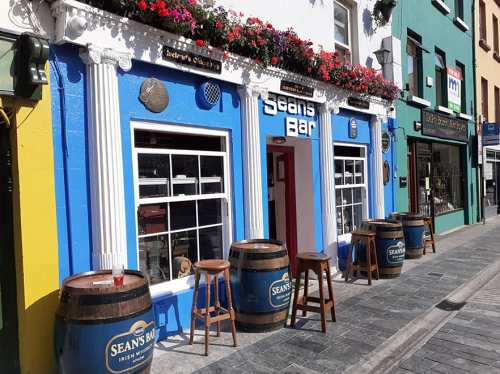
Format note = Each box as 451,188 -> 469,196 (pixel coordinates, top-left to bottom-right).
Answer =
447,66 -> 461,113
162,46 -> 222,74
349,118 -> 358,138
478,130 -> 483,165
280,80 -> 314,98
482,122 -> 499,146
421,110 -> 468,142
347,97 -> 370,110
381,130 -> 391,153
263,93 -> 316,137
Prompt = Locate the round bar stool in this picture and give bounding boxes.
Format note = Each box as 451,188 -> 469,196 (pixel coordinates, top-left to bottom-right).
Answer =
189,260 -> 237,356
423,216 -> 436,255
290,253 -> 337,333
345,230 -> 379,285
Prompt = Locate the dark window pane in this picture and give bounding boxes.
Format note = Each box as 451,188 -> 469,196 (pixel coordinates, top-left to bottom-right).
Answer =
138,204 -> 168,235
200,156 -> 224,194
198,199 -> 222,226
170,201 -> 196,230
199,226 -> 223,260
172,155 -> 199,196
432,144 -> 463,215
170,230 -> 196,279
138,154 -> 170,198
139,235 -> 170,284
135,130 -> 222,151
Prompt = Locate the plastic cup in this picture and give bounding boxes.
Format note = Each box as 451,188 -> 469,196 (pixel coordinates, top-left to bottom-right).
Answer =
112,264 -> 125,286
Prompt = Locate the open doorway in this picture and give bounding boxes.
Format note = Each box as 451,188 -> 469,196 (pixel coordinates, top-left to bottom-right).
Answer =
266,146 -> 298,275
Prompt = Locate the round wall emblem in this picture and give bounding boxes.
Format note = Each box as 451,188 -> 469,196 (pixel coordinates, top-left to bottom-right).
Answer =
139,78 -> 169,113
381,129 -> 391,153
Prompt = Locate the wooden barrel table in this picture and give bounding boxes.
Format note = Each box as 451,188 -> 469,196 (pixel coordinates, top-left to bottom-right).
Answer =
360,219 -> 406,278
229,239 -> 291,333
389,212 -> 425,259
54,270 -> 155,374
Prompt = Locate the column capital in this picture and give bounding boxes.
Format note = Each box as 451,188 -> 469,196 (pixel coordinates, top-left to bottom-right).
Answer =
80,43 -> 132,72
319,102 -> 340,115
237,85 -> 269,100
371,114 -> 387,125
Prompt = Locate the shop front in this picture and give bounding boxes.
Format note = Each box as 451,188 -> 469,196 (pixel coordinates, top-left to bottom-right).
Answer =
484,147 -> 500,218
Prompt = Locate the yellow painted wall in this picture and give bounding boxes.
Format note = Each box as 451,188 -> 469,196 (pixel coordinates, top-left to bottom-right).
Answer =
1,65 -> 59,373
476,0 -> 500,122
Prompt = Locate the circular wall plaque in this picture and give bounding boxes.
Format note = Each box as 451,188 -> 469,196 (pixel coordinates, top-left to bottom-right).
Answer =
139,78 -> 169,113
381,129 -> 391,153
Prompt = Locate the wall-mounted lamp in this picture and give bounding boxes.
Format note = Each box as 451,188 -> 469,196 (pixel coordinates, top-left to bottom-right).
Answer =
273,136 -> 286,144
374,47 -> 390,67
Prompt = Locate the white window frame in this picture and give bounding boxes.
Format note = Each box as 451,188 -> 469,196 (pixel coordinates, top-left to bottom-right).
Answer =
334,142 -> 369,242
333,0 -> 352,59
131,121 -> 233,298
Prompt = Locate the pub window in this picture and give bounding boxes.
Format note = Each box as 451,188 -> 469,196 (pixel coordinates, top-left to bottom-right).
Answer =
407,34 -> 422,97
435,50 -> 446,107
432,143 -> 463,215
134,127 -> 230,286
456,62 -> 466,113
334,1 -> 351,60
482,77 -> 489,121
494,15 -> 499,53
480,1 -> 487,41
495,86 -> 500,123
334,144 -> 368,238
454,0 -> 463,19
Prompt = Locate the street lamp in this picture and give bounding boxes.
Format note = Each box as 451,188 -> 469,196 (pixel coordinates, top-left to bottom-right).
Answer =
374,47 -> 390,67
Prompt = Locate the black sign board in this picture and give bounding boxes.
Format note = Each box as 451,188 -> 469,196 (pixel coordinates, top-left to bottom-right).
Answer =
348,97 -> 370,110
162,46 -> 222,74
421,110 -> 468,142
280,80 -> 314,98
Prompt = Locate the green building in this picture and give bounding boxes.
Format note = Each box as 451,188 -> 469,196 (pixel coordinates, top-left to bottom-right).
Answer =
390,0 -> 479,233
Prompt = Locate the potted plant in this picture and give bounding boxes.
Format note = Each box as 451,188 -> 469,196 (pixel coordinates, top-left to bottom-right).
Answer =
372,0 -> 397,29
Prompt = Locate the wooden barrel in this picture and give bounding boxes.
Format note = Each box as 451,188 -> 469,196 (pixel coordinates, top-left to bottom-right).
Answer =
229,239 -> 291,333
360,219 -> 406,278
54,270 -> 155,374
389,212 -> 425,259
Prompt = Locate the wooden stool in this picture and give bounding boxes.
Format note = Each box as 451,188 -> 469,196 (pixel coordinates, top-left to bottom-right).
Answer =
189,260 -> 237,356
423,216 -> 436,255
290,253 -> 337,333
345,230 -> 379,285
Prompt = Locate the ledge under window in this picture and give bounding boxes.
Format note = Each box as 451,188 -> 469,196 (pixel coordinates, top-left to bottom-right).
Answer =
408,96 -> 431,108
453,17 -> 469,32
432,0 -> 451,14
494,51 -> 500,63
480,39 -> 492,52
457,112 -> 472,121
435,105 -> 453,115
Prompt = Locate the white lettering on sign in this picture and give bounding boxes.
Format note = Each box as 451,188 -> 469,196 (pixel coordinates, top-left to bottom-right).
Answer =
285,118 -> 316,137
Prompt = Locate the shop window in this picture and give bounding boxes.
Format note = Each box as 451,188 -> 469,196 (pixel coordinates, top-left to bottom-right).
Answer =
455,62 -> 466,113
480,1 -> 487,41
435,50 -> 446,107
482,77 -> 489,121
334,144 -> 368,238
334,1 -> 351,60
407,35 -> 421,97
134,129 -> 229,286
432,143 -> 463,215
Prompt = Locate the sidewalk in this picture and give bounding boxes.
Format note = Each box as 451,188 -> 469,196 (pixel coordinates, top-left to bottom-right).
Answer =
151,217 -> 500,374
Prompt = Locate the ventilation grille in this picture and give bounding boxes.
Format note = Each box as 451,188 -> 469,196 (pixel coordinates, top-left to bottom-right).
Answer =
204,82 -> 221,105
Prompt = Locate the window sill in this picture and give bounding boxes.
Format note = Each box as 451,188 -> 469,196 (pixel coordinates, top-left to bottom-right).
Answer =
453,17 -> 469,32
407,96 -> 431,108
149,272 -> 224,299
435,208 -> 464,217
494,52 -> 500,63
435,105 -> 453,115
432,0 -> 451,14
480,39 -> 492,52
457,112 -> 472,121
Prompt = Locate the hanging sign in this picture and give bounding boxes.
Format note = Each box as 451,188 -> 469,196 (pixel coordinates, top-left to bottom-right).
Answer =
348,97 -> 370,110
280,80 -> 314,98
478,130 -> 483,165
447,66 -> 462,113
482,122 -> 500,146
421,110 -> 468,142
349,118 -> 358,138
381,130 -> 391,153
162,46 -> 222,74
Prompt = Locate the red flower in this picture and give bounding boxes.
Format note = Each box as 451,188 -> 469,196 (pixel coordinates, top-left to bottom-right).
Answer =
255,59 -> 261,64
158,8 -> 168,17
271,57 -> 278,65
157,1 -> 166,9
216,21 -> 222,28
350,71 -> 357,79
209,50 -> 213,54
307,67 -> 312,73
248,29 -> 254,35
138,1 -> 147,10
345,83 -> 351,89
223,51 -> 229,60
252,40 -> 257,47
196,40 -> 204,47
227,32 -> 234,41
341,72 -> 348,77
362,85 -> 368,91
151,3 -> 157,10
267,23 -> 273,29
239,12 -> 244,17
257,37 -> 265,46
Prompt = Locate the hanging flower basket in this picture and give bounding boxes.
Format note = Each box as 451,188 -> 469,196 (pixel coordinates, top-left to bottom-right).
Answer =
380,2 -> 396,22
372,0 -> 397,29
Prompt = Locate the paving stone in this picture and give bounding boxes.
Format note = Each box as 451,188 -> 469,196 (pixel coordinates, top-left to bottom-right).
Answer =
472,364 -> 500,374
430,363 -> 474,374
236,360 -> 278,373
425,351 -> 482,372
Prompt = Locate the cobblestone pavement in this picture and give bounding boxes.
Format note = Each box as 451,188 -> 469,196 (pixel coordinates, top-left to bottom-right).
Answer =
151,217 -> 500,374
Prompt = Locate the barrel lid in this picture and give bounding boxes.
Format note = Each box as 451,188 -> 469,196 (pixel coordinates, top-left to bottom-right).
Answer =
61,270 -> 147,294
362,219 -> 402,228
230,239 -> 284,251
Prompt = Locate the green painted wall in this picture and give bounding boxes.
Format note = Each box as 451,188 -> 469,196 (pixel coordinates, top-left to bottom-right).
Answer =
392,0 -> 479,233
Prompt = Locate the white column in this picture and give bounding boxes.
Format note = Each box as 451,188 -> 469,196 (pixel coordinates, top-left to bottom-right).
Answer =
237,85 -> 268,239
371,115 -> 387,219
319,103 -> 340,272
80,43 -> 132,270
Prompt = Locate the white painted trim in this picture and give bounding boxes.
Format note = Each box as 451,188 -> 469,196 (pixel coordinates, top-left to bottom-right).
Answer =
432,0 -> 451,14
453,17 -> 470,31
435,105 -> 453,115
408,96 -> 431,108
457,112 -> 472,121
371,116 -> 385,219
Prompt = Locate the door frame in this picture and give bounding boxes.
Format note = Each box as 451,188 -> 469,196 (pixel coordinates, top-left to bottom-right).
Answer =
267,145 -> 298,275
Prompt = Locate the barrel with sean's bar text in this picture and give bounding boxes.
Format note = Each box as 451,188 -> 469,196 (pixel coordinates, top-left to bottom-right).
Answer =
389,212 -> 425,259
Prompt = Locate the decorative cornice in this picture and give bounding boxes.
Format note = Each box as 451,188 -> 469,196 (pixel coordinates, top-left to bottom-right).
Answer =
79,43 -> 132,71
237,85 -> 269,100
319,103 -> 340,115
371,114 -> 388,125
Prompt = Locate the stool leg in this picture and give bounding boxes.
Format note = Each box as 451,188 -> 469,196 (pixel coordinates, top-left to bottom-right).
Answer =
325,264 -> 337,322
214,274 -> 221,337
430,221 -> 436,253
371,238 -> 379,280
204,274 -> 212,356
345,241 -> 355,282
189,271 -> 200,345
290,261 -> 302,327
302,269 -> 310,317
366,238 -> 372,286
318,266 -> 327,333
224,268 -> 237,348
353,240 -> 360,277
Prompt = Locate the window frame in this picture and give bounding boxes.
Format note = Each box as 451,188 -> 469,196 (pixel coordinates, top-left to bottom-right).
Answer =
454,0 -> 463,19
407,36 -> 422,98
333,0 -> 351,60
131,121 -> 233,298
435,49 -> 446,107
480,0 -> 487,41
494,15 -> 499,54
495,86 -> 500,123
333,142 -> 369,242
482,77 -> 489,121
455,62 -> 466,114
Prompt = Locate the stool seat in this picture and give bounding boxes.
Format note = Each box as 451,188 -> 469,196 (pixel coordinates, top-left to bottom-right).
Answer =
194,260 -> 230,271
345,230 -> 379,285
296,252 -> 331,261
290,252 -> 337,333
351,230 -> 376,237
